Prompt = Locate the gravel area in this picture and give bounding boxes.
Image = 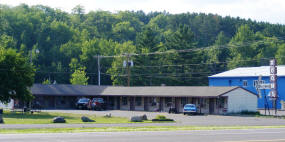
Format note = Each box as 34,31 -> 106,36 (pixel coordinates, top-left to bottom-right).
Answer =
2,109 -> 285,129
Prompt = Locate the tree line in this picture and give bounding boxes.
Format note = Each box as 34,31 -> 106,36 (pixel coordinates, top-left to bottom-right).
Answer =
1,4 -> 285,87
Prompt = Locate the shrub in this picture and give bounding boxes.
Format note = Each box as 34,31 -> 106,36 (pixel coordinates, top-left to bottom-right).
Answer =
241,111 -> 260,115
155,115 -> 167,120
152,115 -> 174,122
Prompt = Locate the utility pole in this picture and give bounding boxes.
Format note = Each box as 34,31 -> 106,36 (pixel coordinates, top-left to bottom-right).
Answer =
97,55 -> 101,86
126,54 -> 131,86
269,58 -> 278,115
123,53 -> 133,86
29,49 -> 39,64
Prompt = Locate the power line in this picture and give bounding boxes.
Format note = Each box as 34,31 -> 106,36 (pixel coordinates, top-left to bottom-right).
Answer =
1,38 -> 284,75
98,39 -> 270,59
101,56 -> 276,70
0,55 -> 280,75
101,72 -> 211,79
101,71 -> 213,77
0,38 -> 279,70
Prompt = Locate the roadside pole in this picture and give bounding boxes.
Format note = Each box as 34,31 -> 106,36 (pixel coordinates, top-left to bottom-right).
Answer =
127,54 -> 130,86
123,53 -> 133,87
269,59 -> 278,116
97,55 -> 101,86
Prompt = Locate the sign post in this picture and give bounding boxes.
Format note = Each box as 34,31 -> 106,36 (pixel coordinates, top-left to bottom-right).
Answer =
254,59 -> 278,115
255,75 -> 271,115
269,59 -> 278,115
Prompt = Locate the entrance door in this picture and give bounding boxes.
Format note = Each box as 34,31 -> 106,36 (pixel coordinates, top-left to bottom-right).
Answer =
209,98 -> 215,114
144,97 -> 149,111
108,97 -> 115,110
116,97 -> 120,109
129,97 -> 135,110
175,97 -> 180,113
159,97 -> 163,111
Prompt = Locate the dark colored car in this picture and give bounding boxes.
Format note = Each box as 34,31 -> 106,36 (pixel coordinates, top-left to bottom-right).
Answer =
89,98 -> 106,110
75,98 -> 90,109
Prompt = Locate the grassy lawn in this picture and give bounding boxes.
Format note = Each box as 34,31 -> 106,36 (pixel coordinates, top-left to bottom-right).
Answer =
1,125 -> 285,134
2,111 -> 134,124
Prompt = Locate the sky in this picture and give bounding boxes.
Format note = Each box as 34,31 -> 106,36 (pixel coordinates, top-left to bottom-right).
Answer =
0,0 -> 285,24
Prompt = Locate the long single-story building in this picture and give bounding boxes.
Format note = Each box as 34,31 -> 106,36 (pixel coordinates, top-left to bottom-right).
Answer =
30,84 -> 258,114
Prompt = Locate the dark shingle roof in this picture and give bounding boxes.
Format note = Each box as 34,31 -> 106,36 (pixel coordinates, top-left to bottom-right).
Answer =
31,84 -> 251,97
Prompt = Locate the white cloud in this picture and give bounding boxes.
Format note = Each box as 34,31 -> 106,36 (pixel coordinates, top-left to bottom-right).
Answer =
1,0 -> 285,24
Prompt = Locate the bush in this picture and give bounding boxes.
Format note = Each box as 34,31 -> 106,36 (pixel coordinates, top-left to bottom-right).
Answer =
155,115 -> 167,120
152,115 -> 174,122
240,111 -> 260,115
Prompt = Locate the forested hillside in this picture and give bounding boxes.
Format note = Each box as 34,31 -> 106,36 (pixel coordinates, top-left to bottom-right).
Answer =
1,4 -> 285,86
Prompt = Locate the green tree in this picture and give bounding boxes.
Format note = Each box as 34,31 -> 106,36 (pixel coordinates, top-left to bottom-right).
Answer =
227,25 -> 257,69
0,48 -> 35,103
107,41 -> 136,86
71,5 -> 85,25
42,78 -> 51,84
276,44 -> 285,65
112,21 -> 136,42
70,67 -> 89,85
165,24 -> 196,50
207,31 -> 230,73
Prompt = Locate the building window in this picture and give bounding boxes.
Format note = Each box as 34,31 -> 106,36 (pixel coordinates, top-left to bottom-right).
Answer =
243,80 -> 248,87
198,98 -> 207,108
192,98 -> 197,105
165,97 -> 172,107
135,97 -> 142,106
149,97 -> 156,106
218,97 -> 225,108
122,97 -> 128,105
181,97 -> 187,106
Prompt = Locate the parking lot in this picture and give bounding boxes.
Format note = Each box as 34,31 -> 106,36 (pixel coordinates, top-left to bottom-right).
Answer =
43,109 -> 285,126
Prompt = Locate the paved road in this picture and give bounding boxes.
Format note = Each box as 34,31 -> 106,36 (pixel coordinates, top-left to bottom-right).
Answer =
2,110 -> 285,129
1,128 -> 285,142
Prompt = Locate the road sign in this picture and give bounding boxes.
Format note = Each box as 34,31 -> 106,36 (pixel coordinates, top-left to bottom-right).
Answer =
269,59 -> 278,99
270,59 -> 276,66
258,84 -> 271,89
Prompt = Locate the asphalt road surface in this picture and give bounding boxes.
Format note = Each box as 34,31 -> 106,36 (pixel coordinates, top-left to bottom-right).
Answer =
2,128 -> 285,142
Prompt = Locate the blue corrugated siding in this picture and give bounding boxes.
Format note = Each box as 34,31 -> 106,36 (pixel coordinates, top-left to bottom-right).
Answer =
209,77 -> 285,109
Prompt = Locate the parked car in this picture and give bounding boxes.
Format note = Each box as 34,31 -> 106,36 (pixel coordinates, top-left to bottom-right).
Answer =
75,98 -> 90,110
89,98 -> 106,111
183,104 -> 197,115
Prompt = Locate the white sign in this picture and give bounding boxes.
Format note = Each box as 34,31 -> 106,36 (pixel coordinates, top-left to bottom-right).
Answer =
269,59 -> 278,98
270,59 -> 276,66
258,84 -> 271,89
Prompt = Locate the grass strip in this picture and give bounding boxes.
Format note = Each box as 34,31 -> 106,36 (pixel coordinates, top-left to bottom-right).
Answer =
1,125 -> 285,134
2,111 -> 175,124
2,111 -> 130,124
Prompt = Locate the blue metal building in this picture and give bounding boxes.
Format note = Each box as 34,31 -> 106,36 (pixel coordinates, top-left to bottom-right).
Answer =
208,66 -> 285,109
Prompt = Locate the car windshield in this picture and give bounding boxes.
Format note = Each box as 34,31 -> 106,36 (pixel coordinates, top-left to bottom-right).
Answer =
97,98 -> 104,103
92,98 -> 104,103
79,98 -> 89,103
185,104 -> 195,107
